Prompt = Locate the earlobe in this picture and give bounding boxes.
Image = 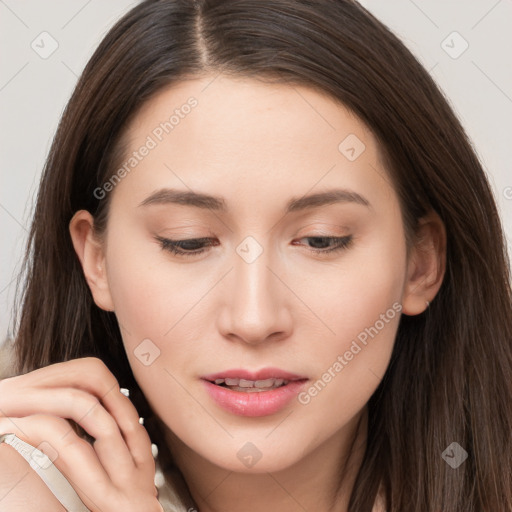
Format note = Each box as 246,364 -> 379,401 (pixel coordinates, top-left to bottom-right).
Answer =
69,210 -> 115,312
401,210 -> 446,316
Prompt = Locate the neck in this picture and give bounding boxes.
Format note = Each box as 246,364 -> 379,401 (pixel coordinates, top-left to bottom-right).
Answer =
161,407 -> 370,512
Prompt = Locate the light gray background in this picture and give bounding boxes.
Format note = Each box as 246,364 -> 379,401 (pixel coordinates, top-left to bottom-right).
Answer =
1,0 -> 511,344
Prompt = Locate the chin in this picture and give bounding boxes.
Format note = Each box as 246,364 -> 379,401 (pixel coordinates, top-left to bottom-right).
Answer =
208,449 -> 303,475
191,432 -> 311,475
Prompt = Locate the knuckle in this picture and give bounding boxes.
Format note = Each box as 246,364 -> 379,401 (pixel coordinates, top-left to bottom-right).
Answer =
76,396 -> 118,435
105,375 -> 121,396
83,356 -> 108,372
99,413 -> 120,437
69,390 -> 100,417
123,419 -> 139,435
61,430 -> 94,452
81,394 -> 101,415
83,357 -> 120,392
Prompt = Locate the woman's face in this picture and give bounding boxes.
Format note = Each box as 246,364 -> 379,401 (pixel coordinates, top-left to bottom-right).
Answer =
83,75 -> 417,472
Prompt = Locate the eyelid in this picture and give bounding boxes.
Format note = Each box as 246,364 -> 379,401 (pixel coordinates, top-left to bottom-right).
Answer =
294,234 -> 353,255
155,235 -> 216,257
155,234 -> 353,258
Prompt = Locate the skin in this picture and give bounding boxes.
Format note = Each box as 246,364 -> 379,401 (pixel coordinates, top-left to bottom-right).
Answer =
0,359 -> 161,511
0,75 -> 445,512
0,441 -> 67,511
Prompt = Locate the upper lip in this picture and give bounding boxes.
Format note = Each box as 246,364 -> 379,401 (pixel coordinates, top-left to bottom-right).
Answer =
202,368 -> 308,382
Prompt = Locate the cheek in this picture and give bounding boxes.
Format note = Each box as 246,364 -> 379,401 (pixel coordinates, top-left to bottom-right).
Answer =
104,231 -> 203,344
103,231 -> 223,412
295,232 -> 406,419
104,236 -> 207,419
300,228 -> 406,351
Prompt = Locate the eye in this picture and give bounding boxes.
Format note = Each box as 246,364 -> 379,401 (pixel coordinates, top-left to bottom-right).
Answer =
155,234 -> 353,258
156,236 -> 218,257
292,235 -> 353,255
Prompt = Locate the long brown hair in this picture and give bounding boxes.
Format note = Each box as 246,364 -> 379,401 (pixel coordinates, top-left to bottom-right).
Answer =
12,1 -> 512,510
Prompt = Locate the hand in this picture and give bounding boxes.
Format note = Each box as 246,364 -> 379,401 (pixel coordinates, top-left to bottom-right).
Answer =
0,357 -> 163,512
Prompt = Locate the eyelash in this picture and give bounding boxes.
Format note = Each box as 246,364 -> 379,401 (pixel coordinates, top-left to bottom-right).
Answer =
155,235 -> 353,257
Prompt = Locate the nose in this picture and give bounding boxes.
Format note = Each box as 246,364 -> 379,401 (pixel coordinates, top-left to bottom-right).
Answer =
216,240 -> 293,346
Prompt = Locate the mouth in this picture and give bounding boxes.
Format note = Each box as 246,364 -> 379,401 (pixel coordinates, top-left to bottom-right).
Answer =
201,368 -> 308,417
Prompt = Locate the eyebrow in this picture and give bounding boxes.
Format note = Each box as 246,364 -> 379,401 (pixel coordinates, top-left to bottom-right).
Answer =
138,187 -> 371,212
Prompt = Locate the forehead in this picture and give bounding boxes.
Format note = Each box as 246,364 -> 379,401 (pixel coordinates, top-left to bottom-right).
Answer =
110,75 -> 395,216
126,74 -> 372,156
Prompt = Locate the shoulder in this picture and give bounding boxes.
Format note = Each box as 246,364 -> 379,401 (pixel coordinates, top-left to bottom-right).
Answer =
0,442 -> 67,512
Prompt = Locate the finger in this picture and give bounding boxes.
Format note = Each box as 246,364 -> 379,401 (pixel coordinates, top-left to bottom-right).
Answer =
1,358 -> 155,470
0,414 -> 114,512
100,385 -> 156,472
0,386 -> 138,482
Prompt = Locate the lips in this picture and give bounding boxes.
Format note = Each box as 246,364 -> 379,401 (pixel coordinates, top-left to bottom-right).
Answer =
201,370 -> 308,417
201,368 -> 308,416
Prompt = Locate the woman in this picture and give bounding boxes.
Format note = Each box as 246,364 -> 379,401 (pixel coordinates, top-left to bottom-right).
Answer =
1,0 -> 511,510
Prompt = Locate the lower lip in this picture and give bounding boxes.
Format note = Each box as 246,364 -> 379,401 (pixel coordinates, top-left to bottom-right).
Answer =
201,379 -> 308,417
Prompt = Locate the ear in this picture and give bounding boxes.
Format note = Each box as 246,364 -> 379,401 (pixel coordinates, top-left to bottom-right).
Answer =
69,210 -> 115,312
401,209 -> 446,316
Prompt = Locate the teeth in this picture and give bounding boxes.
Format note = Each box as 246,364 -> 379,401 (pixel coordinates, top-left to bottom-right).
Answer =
212,377 -> 289,389
254,378 -> 275,388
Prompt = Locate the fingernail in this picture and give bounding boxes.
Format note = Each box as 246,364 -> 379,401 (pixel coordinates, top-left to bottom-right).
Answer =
120,388 -> 130,397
